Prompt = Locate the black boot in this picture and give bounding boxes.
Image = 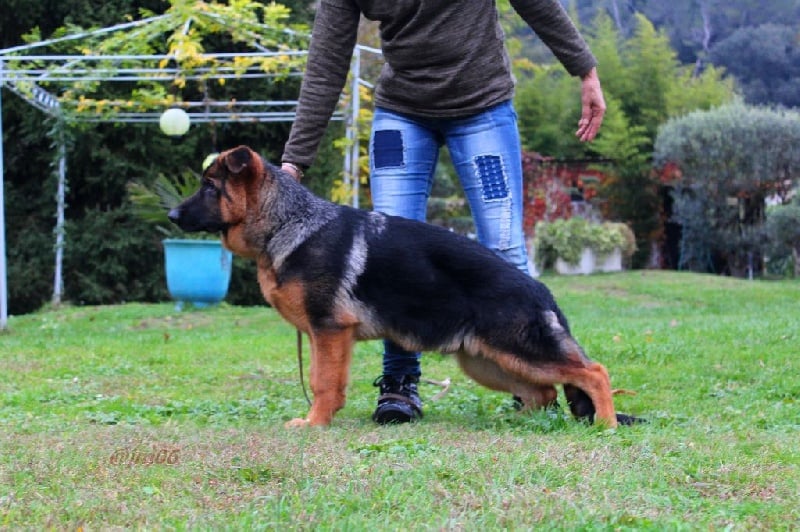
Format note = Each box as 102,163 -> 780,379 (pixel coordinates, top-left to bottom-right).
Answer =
372,375 -> 423,424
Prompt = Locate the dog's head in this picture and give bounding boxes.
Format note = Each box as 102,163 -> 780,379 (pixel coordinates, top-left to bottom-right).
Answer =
168,145 -> 267,257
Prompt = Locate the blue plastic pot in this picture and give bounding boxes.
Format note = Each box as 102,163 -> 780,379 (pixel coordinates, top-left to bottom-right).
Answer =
163,239 -> 232,309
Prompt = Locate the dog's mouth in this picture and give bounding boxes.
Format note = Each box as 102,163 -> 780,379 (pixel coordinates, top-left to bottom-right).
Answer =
167,207 -> 229,234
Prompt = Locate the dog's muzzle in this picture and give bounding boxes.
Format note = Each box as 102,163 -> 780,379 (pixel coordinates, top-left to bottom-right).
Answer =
168,206 -> 229,234
167,208 -> 181,225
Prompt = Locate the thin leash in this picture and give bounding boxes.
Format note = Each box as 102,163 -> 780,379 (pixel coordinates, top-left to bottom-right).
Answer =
296,330 -> 453,407
296,329 -> 312,406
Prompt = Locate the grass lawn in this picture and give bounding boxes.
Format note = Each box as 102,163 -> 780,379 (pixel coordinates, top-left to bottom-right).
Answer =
1,271 -> 798,529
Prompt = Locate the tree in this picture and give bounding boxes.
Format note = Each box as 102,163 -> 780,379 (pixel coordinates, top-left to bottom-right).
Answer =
709,24 -> 800,107
515,66 -> 586,158
557,1 -> 800,81
582,13 -> 732,266
765,198 -> 800,277
654,103 -> 800,276
639,0 -> 800,65
607,14 -> 732,142
514,12 -> 735,267
1,0 -> 169,48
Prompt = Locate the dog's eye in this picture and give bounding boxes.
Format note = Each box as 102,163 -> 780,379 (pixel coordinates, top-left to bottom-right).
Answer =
202,179 -> 219,194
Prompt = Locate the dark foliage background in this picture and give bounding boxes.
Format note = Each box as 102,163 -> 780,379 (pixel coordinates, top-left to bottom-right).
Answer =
1,0 -> 342,314
570,0 -> 800,103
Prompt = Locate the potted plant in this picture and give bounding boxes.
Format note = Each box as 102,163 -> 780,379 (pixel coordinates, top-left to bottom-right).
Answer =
533,218 -> 636,275
128,168 -> 232,309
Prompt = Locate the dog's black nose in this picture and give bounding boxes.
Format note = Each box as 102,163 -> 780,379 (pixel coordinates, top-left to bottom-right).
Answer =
167,208 -> 180,224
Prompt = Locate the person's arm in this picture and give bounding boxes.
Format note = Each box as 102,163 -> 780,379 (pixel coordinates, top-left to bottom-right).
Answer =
509,0 -> 605,141
281,0 -> 361,174
509,0 -> 596,76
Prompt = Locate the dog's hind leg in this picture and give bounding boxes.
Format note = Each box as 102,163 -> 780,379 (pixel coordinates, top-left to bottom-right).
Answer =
565,385 -> 645,425
518,384 -> 559,410
559,362 -> 617,428
286,327 -> 355,427
528,359 -> 617,428
455,352 -> 557,410
540,312 -> 618,427
461,344 -> 618,428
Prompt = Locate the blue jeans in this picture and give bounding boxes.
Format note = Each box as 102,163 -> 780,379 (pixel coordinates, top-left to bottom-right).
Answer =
369,100 -> 531,378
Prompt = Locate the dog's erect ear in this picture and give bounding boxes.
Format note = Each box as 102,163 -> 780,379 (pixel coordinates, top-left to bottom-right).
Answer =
223,146 -> 253,175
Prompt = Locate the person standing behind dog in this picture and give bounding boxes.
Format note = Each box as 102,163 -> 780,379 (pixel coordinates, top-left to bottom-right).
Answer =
281,0 -> 606,424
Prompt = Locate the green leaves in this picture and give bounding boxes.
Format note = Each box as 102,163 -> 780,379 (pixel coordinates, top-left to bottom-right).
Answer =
533,217 -> 634,267
7,0 -> 309,120
655,103 -> 800,193
127,170 -> 201,237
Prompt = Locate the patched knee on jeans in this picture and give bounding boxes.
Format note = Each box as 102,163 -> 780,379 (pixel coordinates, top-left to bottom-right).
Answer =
474,154 -> 508,201
373,130 -> 404,169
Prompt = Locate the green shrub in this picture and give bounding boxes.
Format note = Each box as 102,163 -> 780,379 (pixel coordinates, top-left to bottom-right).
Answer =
63,208 -> 167,305
127,170 -> 204,239
655,103 -> 800,276
533,218 -> 635,268
6,224 -> 54,316
60,207 -> 266,307
765,198 -> 800,277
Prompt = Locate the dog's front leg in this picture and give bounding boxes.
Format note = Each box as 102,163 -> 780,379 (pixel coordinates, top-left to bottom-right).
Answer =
286,327 -> 354,428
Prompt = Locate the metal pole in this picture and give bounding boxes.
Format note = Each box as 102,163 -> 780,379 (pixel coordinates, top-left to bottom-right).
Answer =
0,60 -> 8,329
349,46 -> 361,209
342,118 -> 352,199
52,124 -> 66,305
342,55 -> 355,203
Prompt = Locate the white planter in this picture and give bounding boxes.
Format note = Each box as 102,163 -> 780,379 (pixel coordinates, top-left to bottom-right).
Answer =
526,239 -> 541,278
597,248 -> 622,272
555,248 -> 622,275
555,248 -> 595,275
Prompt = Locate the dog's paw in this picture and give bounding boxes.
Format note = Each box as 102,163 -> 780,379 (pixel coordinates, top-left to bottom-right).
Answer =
285,417 -> 311,428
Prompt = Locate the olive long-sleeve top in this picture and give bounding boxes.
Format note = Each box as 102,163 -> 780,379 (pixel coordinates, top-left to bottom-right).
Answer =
282,0 -> 597,168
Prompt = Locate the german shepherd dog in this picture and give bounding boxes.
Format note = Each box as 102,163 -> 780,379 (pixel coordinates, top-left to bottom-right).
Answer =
169,146 -> 638,428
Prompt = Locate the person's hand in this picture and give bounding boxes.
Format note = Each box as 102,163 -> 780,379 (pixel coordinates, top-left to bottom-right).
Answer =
281,162 -> 304,181
575,67 -> 606,142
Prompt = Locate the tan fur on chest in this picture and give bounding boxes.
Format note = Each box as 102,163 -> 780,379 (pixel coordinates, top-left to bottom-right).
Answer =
257,262 -> 311,333
221,225 -> 256,259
